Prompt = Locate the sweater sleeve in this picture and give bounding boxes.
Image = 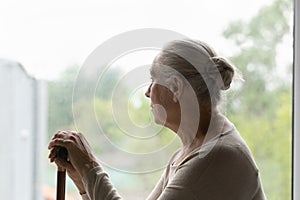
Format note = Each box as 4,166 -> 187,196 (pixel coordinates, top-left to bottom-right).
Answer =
82,166 -> 122,200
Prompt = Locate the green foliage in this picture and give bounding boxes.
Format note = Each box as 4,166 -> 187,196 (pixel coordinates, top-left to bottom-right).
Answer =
47,65 -> 180,193
71,88 -> 180,155
228,90 -> 292,199
47,66 -> 79,137
224,0 -> 292,117
223,0 -> 293,199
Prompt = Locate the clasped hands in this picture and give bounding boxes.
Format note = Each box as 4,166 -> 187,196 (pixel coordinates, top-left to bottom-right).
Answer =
48,130 -> 99,194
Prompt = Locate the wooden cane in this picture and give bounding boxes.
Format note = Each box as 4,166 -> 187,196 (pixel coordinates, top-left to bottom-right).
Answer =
56,147 -> 68,200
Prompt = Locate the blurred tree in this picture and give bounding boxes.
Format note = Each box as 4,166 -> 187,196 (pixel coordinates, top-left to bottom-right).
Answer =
222,0 -> 292,199
47,65 -> 123,137
223,0 -> 292,116
48,66 -> 78,137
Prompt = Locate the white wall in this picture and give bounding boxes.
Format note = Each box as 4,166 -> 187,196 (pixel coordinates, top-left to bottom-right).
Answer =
0,60 -> 47,200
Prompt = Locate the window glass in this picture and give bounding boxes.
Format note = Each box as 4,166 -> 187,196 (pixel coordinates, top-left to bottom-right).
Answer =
0,0 -> 293,199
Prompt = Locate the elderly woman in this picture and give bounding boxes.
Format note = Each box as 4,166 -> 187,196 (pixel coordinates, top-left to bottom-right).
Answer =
48,39 -> 266,200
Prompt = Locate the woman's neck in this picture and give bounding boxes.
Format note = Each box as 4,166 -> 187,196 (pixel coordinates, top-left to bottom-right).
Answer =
176,106 -> 218,149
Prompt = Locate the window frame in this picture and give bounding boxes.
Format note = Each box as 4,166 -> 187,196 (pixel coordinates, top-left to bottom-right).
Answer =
293,0 -> 300,199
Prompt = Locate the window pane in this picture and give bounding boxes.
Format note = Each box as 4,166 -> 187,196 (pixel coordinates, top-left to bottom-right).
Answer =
0,0 -> 293,199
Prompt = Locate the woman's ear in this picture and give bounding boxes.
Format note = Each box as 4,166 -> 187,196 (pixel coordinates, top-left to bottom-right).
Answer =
170,75 -> 184,102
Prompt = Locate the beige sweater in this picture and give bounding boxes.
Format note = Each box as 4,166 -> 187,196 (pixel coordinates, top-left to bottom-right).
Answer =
81,126 -> 266,200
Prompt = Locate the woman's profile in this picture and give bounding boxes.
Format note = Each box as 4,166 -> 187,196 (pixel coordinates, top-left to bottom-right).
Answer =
48,39 -> 266,200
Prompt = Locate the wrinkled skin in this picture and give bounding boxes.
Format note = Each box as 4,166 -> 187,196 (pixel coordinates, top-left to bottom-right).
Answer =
48,130 -> 99,194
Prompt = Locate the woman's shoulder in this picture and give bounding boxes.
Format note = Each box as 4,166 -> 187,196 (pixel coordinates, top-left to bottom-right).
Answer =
218,128 -> 259,171
188,127 -> 260,182
184,129 -> 262,199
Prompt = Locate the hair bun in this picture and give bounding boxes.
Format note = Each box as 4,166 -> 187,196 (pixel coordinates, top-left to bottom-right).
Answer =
211,57 -> 235,90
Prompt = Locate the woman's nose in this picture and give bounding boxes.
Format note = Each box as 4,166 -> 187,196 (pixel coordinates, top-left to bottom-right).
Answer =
145,85 -> 151,98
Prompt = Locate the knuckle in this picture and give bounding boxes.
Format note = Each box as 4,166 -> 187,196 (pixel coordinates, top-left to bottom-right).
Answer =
69,135 -> 77,142
69,131 -> 79,136
56,132 -> 65,137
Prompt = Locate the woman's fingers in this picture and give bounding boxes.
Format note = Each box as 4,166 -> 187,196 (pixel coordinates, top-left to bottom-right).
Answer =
54,157 -> 74,171
48,148 -> 59,162
48,138 -> 74,150
49,131 -> 90,153
51,130 -> 74,140
51,130 -> 67,140
48,130 -> 99,177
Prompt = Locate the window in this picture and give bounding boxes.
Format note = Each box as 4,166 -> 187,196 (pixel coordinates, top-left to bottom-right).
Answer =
293,0 -> 300,198
0,0 -> 294,199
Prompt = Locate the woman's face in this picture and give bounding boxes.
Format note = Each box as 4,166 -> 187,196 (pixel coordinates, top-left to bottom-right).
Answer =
145,71 -> 179,126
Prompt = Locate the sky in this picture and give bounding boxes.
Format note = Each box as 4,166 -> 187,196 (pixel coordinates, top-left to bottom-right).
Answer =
0,0 -> 273,80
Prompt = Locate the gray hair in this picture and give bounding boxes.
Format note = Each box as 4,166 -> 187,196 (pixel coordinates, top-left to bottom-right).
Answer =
151,39 -> 237,105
